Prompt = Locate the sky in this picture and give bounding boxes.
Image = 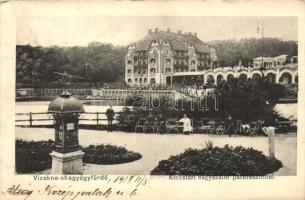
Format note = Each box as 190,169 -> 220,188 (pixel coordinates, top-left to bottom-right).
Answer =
17,16 -> 298,47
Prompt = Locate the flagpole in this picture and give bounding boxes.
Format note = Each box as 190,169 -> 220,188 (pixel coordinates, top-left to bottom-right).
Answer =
261,21 -> 264,72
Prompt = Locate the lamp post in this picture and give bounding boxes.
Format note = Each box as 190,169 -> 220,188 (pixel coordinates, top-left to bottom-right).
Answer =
48,91 -> 85,174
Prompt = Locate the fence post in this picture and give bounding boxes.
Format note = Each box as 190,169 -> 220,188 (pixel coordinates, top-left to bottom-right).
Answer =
268,127 -> 275,158
262,127 -> 275,158
29,112 -> 32,127
96,111 -> 99,125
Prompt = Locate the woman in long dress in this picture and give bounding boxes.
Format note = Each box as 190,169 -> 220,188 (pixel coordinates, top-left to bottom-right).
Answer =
179,114 -> 193,135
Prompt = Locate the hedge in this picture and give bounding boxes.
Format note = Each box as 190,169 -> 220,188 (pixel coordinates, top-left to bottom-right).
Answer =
15,139 -> 142,173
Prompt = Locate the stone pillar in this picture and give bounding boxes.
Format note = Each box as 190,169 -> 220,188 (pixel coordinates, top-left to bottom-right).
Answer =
262,127 -> 275,158
50,151 -> 84,175
276,68 -> 280,83
204,75 -> 208,84
292,73 -> 296,84
247,67 -> 251,79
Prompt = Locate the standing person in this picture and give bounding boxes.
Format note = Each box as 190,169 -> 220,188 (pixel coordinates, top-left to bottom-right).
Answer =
179,114 -> 193,135
106,106 -> 115,132
225,114 -> 234,137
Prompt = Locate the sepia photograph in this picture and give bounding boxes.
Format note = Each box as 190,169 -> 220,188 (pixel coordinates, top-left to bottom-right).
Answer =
1,1 -> 305,199
14,15 -> 298,176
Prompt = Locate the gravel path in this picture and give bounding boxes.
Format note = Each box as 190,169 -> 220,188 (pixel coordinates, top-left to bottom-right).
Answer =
15,127 -> 296,175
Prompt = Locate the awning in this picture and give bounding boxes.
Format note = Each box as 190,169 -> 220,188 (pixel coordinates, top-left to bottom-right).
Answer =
172,71 -> 204,76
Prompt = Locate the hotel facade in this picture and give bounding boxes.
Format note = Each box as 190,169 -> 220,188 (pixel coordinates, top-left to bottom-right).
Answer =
125,28 -> 219,86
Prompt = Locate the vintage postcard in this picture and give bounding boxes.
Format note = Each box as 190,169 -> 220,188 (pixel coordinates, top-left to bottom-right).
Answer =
0,0 -> 304,199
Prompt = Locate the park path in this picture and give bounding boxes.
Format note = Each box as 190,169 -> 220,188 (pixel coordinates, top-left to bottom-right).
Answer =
15,127 -> 296,175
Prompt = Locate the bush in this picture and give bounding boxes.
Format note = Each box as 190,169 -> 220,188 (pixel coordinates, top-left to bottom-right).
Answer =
15,139 -> 54,173
151,145 -> 282,176
15,139 -> 142,173
82,144 -> 142,165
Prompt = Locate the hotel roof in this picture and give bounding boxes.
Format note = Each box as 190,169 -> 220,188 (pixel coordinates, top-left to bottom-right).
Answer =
134,30 -> 210,53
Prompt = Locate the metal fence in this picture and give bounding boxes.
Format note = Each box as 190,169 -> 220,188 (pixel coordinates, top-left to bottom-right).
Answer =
15,111 -> 121,127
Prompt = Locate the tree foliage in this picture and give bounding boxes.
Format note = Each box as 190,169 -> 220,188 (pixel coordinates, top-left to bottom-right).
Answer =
16,43 -> 126,87
216,77 -> 285,123
16,38 -> 297,87
208,38 -> 298,67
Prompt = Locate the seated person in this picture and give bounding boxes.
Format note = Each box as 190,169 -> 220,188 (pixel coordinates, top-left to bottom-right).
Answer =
156,113 -> 166,134
179,114 -> 193,135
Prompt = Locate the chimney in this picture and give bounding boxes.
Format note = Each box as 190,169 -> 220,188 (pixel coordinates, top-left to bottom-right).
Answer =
148,29 -> 152,34
167,28 -> 170,33
155,28 -> 158,32
194,33 -> 197,37
178,30 -> 181,34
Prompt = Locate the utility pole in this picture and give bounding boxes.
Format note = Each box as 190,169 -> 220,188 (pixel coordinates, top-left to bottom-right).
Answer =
260,20 -> 265,71
159,39 -> 162,87
85,63 -> 88,84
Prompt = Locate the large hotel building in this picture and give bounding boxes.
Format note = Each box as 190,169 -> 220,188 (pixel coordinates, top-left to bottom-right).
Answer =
125,28 -> 219,86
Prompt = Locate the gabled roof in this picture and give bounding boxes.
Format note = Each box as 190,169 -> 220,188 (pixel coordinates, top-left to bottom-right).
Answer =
135,40 -> 152,51
169,39 -> 188,51
134,31 -> 209,53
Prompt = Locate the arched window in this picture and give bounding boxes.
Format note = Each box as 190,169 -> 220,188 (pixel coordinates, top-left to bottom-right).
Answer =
207,75 -> 215,85
165,58 -> 171,64
165,68 -> 171,73
227,74 -> 235,82
144,78 -> 147,83
191,60 -> 196,65
150,78 -> 156,84
190,69 -> 196,72
139,78 -> 142,83
217,74 -> 224,84
127,78 -> 132,83
150,68 -> 156,73
239,74 -> 247,81
266,73 -> 276,83
135,78 -> 138,83
127,69 -> 132,74
127,60 -> 132,65
280,72 -> 292,84
150,58 -> 156,64
252,73 -> 261,81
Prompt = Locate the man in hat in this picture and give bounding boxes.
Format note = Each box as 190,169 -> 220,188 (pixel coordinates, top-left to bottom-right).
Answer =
106,106 -> 115,132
